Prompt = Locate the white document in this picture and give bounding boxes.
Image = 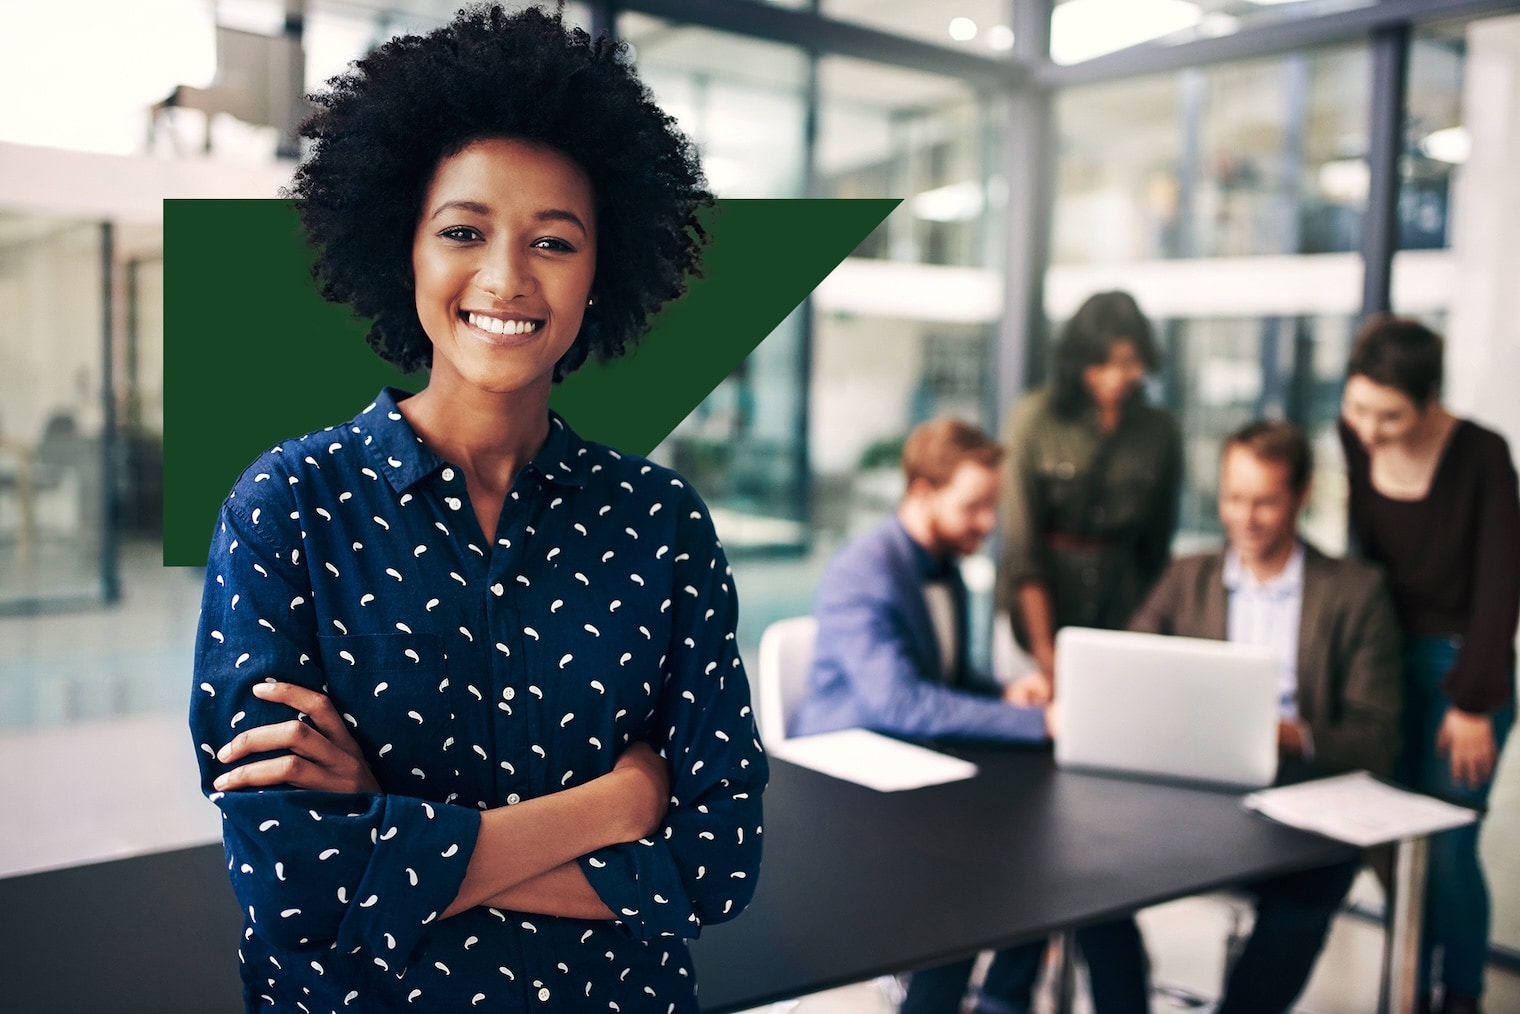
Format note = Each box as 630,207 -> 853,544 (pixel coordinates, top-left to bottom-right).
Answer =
1242,771 -> 1477,847
768,728 -> 979,792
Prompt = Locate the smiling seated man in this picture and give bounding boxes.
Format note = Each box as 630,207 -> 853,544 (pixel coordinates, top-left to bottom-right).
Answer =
793,417 -> 1149,1014
1129,419 -> 1403,1014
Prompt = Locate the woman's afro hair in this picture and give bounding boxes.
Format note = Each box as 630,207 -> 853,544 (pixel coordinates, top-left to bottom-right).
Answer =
289,3 -> 712,379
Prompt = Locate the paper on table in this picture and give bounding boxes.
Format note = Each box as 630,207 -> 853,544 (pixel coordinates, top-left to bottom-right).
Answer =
767,728 -> 979,791
1242,771 -> 1477,847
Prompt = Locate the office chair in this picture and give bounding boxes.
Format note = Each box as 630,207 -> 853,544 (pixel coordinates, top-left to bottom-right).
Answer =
756,614 -> 910,1011
755,615 -> 818,747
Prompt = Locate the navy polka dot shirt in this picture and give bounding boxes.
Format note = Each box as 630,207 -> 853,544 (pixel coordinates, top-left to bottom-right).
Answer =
190,388 -> 768,1012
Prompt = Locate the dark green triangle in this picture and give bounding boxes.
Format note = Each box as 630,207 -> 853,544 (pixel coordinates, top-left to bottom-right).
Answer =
162,197 -> 897,566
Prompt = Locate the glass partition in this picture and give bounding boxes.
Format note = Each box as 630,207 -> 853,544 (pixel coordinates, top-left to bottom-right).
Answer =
0,214 -> 112,612
812,56 -> 999,544
1048,45 -> 1371,553
621,15 -> 813,556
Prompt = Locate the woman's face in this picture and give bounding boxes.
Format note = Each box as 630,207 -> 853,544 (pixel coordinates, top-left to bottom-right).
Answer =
1341,374 -> 1425,450
411,137 -> 597,397
1081,338 -> 1147,414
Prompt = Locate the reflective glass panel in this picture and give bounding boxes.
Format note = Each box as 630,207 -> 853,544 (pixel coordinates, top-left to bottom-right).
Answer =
619,16 -> 813,562
0,215 -> 111,610
1048,45 -> 1369,551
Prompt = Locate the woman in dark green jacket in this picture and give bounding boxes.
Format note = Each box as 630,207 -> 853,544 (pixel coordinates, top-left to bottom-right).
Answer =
999,291 -> 1182,703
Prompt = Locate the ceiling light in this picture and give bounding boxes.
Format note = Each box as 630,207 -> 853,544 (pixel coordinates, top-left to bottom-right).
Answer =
948,17 -> 978,42
1198,13 -> 1240,37
988,24 -> 1015,51
1050,0 -> 1203,65
912,180 -> 985,223
1420,126 -> 1471,165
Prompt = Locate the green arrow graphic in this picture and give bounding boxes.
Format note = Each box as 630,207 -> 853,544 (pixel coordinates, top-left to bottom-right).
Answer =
163,197 -> 897,565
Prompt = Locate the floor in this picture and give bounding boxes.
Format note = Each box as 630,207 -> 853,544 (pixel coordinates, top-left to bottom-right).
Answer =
3,538 -> 1520,1011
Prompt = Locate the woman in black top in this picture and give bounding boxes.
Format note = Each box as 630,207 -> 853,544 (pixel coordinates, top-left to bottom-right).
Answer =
1340,316 -> 1518,1014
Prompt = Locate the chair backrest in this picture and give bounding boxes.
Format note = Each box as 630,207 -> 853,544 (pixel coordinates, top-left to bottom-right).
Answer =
755,616 -> 819,747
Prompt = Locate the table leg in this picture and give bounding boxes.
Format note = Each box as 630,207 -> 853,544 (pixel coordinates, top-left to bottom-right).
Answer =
1382,835 -> 1428,1014
1053,930 -> 1077,1014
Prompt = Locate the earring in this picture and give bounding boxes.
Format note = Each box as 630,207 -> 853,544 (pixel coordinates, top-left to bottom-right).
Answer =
587,297 -> 595,307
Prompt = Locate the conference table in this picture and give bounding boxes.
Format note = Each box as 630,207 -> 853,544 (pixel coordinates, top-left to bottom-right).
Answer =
0,743 -> 1428,1013
690,744 -> 1422,1013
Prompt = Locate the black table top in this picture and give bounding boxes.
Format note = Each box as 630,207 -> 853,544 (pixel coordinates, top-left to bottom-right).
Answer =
689,744 -> 1357,1012
0,745 -> 1355,1014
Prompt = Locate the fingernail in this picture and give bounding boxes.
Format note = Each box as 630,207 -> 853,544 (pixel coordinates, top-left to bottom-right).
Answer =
213,774 -> 227,789
217,745 -> 230,761
252,682 -> 273,695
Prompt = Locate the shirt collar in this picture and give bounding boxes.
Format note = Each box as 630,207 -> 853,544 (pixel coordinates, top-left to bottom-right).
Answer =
896,515 -> 956,580
1222,540 -> 1305,597
359,387 -> 589,494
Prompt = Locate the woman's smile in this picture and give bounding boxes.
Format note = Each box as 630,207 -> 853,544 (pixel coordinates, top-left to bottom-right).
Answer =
461,310 -> 544,341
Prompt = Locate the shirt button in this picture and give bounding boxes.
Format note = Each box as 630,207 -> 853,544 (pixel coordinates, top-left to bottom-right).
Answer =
442,467 -> 456,481
507,793 -> 521,805
503,687 -> 515,701
537,988 -> 550,1002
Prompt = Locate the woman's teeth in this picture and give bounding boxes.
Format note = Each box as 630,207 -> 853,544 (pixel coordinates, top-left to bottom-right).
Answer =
467,312 -> 538,335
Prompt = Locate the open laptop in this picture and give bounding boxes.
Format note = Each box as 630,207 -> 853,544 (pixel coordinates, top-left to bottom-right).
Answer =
1053,627 -> 1280,790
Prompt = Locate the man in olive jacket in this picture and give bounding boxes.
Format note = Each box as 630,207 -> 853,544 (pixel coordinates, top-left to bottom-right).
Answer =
1127,419 -> 1401,1014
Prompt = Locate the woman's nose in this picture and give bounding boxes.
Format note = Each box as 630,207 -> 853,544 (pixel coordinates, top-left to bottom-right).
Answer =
477,245 -> 534,299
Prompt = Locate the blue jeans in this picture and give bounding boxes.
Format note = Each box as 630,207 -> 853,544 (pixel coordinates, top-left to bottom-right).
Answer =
1215,857 -> 1362,1014
1397,635 -> 1515,998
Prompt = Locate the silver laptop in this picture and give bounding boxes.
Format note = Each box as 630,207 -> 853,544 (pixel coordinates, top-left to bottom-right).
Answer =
1054,627 -> 1279,790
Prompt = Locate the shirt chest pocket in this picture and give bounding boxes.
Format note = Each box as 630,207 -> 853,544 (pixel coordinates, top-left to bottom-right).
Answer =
317,632 -> 468,794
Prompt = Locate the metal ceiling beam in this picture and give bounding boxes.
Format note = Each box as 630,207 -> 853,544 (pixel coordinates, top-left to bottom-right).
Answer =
617,0 -> 1028,88
1037,0 -> 1520,88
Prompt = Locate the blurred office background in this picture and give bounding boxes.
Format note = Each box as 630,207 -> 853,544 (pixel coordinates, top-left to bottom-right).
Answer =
3,1 -> 1520,1008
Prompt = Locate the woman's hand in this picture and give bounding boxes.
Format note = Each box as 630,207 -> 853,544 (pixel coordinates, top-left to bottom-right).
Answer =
1005,670 -> 1054,706
609,741 -> 670,841
1437,707 -> 1498,790
213,681 -> 381,794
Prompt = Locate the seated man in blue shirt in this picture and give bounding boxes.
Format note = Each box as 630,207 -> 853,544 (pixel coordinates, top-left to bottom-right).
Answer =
1129,419 -> 1402,1014
793,417 -> 1148,1014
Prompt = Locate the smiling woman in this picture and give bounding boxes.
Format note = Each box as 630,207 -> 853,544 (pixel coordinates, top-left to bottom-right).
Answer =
410,139 -> 597,404
188,6 -> 767,1012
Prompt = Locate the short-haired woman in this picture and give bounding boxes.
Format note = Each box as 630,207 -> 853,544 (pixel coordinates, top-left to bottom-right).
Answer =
188,7 -> 767,1010
1340,315 -> 1519,1014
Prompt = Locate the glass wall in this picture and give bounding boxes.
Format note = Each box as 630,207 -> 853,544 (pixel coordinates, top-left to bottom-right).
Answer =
621,15 -> 813,556
0,214 -> 111,611
812,57 -> 1001,542
1048,45 -> 1372,552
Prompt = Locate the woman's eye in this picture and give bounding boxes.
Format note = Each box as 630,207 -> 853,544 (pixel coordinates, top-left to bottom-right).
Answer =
439,226 -> 481,242
533,237 -> 574,252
